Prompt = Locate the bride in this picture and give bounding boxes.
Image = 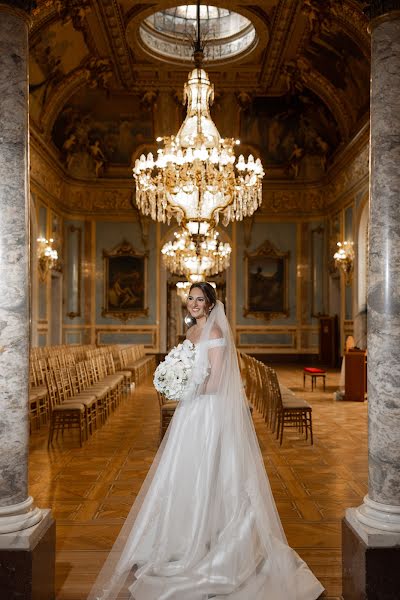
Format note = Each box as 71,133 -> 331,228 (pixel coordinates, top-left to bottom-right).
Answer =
89,282 -> 324,600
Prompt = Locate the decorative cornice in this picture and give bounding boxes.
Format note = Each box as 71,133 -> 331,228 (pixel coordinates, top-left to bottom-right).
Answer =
335,4 -> 370,56
259,0 -> 299,90
93,0 -> 135,88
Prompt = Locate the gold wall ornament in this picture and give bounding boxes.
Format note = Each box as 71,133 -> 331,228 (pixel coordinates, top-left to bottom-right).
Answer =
133,65 -> 264,230
333,240 -> 354,285
244,240 -> 290,321
37,236 -> 58,282
102,240 -> 148,321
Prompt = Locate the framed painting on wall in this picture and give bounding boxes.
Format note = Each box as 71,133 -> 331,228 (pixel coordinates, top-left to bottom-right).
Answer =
244,240 -> 289,320
102,240 -> 148,321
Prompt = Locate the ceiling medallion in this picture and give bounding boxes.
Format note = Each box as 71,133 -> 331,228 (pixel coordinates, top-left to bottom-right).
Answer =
133,2 -> 264,232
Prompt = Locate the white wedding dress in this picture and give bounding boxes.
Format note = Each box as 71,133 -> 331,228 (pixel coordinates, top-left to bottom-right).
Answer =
89,302 -> 324,600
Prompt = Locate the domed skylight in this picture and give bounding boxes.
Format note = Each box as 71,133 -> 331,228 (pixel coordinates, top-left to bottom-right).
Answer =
139,4 -> 257,63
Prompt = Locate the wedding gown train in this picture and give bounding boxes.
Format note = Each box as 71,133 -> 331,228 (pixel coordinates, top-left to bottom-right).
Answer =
89,303 -> 324,600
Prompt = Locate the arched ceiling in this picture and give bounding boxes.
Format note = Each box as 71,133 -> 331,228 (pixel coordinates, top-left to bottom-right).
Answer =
29,0 -> 370,182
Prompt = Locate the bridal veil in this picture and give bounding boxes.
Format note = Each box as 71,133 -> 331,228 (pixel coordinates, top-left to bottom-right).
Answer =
88,300 -> 323,599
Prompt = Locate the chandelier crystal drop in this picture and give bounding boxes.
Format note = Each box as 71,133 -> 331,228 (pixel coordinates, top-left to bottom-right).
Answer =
161,228 -> 231,280
133,2 -> 264,230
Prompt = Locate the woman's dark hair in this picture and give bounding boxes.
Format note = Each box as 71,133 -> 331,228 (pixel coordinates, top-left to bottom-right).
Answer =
189,282 -> 217,311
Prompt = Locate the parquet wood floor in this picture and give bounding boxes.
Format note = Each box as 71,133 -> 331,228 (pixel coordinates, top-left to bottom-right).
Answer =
29,365 -> 368,600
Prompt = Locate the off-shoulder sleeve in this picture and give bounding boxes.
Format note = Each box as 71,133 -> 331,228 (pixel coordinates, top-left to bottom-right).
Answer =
202,338 -> 227,395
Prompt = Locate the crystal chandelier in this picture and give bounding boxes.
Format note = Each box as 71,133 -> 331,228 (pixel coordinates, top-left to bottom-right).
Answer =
333,241 -> 354,285
162,227 -> 231,281
133,1 -> 264,231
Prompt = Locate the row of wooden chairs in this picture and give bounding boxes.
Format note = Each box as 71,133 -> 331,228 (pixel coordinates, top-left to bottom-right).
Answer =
31,344 -> 94,361
240,353 -> 314,445
118,345 -> 156,384
29,343 -> 155,444
86,344 -> 155,386
46,355 -> 127,447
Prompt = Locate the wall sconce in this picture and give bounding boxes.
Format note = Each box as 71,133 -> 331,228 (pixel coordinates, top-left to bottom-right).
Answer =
333,241 -> 354,285
37,237 -> 58,282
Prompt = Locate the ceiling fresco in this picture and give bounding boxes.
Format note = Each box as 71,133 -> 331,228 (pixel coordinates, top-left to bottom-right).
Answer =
52,90 -> 154,178
30,0 -> 370,182
240,90 -> 340,180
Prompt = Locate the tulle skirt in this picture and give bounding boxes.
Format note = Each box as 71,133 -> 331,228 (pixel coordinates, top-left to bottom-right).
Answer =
110,394 -> 324,600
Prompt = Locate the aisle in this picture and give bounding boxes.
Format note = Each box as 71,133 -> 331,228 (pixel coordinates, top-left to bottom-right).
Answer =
28,367 -> 367,599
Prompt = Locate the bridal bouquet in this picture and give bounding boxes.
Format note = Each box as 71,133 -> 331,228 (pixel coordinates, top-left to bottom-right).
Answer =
154,339 -> 196,401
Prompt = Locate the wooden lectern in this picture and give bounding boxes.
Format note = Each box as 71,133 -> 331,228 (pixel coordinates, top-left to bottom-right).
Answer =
344,349 -> 367,402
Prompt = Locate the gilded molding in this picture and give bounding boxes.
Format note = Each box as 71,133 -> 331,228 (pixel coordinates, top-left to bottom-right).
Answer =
325,143 -> 369,209
67,186 -> 133,213
30,133 -> 369,219
260,187 -> 326,215
30,144 -> 64,204
94,0 -> 135,88
259,0 -> 299,90
336,4 -> 370,53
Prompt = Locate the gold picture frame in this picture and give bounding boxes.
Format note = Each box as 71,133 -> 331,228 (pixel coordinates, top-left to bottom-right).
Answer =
102,239 -> 148,321
244,240 -> 289,321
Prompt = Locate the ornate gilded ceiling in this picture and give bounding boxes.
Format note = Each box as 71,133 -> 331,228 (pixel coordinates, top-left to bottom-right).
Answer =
29,0 -> 370,183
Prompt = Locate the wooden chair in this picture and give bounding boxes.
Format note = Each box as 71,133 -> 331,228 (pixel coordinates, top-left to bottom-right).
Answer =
29,360 -> 49,430
104,352 -> 133,395
53,367 -> 98,439
45,370 -> 86,448
269,369 -> 314,445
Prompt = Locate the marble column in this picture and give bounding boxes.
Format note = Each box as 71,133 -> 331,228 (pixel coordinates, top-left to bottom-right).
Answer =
0,2 -> 55,598
342,3 -> 400,598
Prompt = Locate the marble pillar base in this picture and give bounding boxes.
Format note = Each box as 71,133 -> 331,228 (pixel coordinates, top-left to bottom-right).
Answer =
0,509 -> 55,600
342,509 -> 400,599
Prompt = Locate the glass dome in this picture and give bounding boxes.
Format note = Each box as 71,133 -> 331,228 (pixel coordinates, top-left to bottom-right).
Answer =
139,4 -> 257,63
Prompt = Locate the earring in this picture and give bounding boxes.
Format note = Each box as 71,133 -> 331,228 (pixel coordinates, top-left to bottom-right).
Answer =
184,314 -> 194,327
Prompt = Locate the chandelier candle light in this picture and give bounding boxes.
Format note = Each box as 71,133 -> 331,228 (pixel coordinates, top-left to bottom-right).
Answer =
162,228 -> 231,281
133,1 -> 264,231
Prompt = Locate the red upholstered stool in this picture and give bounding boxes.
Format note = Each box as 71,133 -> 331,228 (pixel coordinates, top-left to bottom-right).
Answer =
303,367 -> 326,391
